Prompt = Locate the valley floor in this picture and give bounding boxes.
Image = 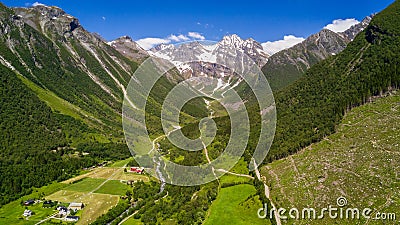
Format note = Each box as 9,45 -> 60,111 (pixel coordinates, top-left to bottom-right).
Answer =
2,92 -> 399,225
0,162 -> 147,225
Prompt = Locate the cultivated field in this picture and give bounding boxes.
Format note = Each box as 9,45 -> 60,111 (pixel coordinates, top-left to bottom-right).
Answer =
46,190 -> 119,225
0,156 -> 153,225
62,167 -> 149,185
94,180 -> 131,196
64,178 -> 106,192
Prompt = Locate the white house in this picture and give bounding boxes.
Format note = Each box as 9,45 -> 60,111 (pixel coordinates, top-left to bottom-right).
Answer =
23,210 -> 32,217
57,206 -> 69,216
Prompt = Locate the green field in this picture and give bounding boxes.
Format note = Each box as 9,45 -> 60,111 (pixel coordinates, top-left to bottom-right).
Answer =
42,219 -> 71,224
94,180 -> 131,196
64,178 -> 106,193
122,217 -> 143,225
262,92 -> 400,224
219,174 -> 252,186
219,158 -> 253,185
109,158 -> 132,167
0,202 -> 56,225
203,184 -> 269,225
0,182 -> 68,225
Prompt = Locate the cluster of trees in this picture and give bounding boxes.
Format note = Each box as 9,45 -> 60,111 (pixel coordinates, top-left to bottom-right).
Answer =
0,61 -> 135,206
76,143 -> 130,161
128,180 -> 218,225
253,177 -> 276,225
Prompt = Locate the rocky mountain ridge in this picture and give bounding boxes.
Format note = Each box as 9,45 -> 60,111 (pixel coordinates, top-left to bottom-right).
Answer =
262,15 -> 373,90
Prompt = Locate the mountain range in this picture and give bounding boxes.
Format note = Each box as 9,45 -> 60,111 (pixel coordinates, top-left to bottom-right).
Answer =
0,2 -> 377,205
107,16 -> 372,91
0,1 -> 399,224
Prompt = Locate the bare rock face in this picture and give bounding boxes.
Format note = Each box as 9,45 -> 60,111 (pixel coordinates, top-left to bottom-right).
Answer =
69,18 -> 79,32
341,15 -> 374,41
13,5 -> 109,45
108,36 -> 149,62
14,5 -> 74,35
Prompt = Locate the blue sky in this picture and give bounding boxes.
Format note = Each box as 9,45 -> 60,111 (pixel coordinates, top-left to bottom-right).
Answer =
1,0 -> 395,49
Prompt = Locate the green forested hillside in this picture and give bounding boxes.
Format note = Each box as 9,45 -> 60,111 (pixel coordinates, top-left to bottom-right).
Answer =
0,2 -> 210,207
265,0 -> 400,162
262,90 -> 400,225
0,3 -> 135,205
0,59 -> 133,206
0,64 -> 91,205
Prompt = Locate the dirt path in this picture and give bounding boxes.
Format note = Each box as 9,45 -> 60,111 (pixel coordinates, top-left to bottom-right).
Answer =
34,212 -> 58,225
202,141 -> 220,184
118,210 -> 138,225
216,169 -> 254,179
253,159 -> 282,225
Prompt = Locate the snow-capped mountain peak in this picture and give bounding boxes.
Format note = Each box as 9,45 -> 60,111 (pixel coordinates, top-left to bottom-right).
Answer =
148,34 -> 270,80
152,43 -> 175,52
219,34 -> 245,48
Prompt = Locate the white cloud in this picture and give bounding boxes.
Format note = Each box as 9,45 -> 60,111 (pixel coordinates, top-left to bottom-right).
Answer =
136,32 -> 206,50
262,35 -> 305,55
32,2 -> 45,6
102,16 -> 106,21
136,38 -> 171,50
188,32 -> 205,40
168,34 -> 190,42
324,18 -> 359,33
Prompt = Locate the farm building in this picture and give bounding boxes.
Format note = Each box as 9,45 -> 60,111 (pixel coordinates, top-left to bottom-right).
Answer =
68,202 -> 84,211
129,167 -> 144,174
23,199 -> 35,206
65,216 -> 80,222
